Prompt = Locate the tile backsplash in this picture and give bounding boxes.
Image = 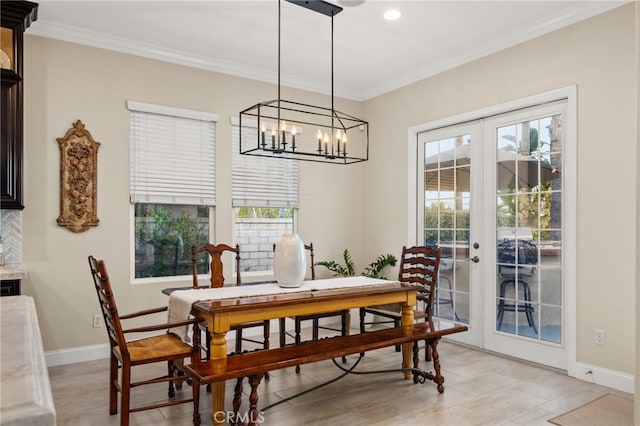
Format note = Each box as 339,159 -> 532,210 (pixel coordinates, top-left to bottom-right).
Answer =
0,210 -> 22,264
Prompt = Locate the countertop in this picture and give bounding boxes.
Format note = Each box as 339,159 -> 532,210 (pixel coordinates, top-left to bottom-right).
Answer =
0,264 -> 27,280
0,295 -> 56,425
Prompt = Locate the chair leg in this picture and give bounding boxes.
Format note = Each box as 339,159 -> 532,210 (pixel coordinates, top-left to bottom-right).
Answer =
192,371 -> 201,426
394,318 -> 401,352
235,329 -> 243,354
424,339 -> 432,362
173,359 -> 185,391
263,320 -> 270,380
359,309 -> 367,357
205,330 -> 211,361
120,362 -> 131,426
496,279 -> 509,330
109,353 -> 118,415
167,360 -> 176,397
295,318 -> 302,345
295,318 -> 302,374
521,280 -> 538,334
341,310 -> 348,363
263,320 -> 270,350
279,318 -> 286,347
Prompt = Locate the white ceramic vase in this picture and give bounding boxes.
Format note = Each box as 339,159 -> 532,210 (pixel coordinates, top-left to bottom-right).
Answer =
273,234 -> 307,288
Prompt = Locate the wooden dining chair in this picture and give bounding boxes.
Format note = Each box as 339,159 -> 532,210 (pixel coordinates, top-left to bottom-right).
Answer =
359,245 -> 441,359
191,243 -> 270,356
88,255 -> 202,426
276,242 -> 349,373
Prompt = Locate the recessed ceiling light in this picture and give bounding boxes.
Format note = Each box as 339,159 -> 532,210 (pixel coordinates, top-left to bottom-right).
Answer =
383,9 -> 401,21
337,0 -> 366,6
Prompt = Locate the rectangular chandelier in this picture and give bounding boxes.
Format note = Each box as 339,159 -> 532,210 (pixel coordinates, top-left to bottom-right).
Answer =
239,0 -> 369,165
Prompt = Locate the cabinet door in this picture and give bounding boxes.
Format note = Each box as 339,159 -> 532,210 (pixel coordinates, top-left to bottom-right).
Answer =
1,1 -> 38,210
1,69 -> 23,209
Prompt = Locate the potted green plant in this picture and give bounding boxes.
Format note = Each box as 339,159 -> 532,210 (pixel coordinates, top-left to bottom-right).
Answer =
316,249 -> 397,279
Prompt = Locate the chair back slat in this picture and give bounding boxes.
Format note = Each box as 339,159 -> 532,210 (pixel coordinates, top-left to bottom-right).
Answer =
397,245 -> 442,320
88,255 -> 129,357
192,243 -> 241,288
305,243 -> 315,280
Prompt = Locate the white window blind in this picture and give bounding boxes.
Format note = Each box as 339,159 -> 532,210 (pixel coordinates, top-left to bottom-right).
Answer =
128,101 -> 218,205
231,117 -> 299,207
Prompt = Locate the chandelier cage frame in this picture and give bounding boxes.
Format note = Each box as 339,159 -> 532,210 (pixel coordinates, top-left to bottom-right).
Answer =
239,0 -> 369,165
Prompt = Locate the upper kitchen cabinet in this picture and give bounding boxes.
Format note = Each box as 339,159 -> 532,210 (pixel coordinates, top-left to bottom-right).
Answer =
1,1 -> 38,210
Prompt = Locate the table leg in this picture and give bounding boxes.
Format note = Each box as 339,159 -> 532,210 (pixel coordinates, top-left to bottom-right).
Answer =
209,332 -> 228,426
401,304 -> 414,379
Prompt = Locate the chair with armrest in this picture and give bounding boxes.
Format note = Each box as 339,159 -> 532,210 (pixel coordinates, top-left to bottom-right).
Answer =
88,255 -> 202,426
359,245 -> 441,359
276,242 -> 349,373
191,243 -> 270,356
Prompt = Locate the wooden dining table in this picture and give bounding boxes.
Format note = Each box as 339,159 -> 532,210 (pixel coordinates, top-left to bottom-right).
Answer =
168,276 -> 419,426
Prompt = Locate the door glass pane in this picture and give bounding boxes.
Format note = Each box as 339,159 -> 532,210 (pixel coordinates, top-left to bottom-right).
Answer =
495,115 -> 563,343
423,135 -> 471,324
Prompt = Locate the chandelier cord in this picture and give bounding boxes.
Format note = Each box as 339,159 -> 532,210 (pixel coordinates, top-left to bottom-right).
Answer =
277,0 -> 282,139
331,13 -> 335,137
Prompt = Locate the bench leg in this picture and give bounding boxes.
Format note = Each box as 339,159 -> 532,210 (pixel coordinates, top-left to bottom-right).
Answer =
428,338 -> 445,393
230,378 -> 244,426
248,374 -> 264,426
411,338 -> 445,393
412,340 -> 421,384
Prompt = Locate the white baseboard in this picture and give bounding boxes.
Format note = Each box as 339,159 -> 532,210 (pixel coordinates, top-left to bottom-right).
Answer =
574,362 -> 635,394
44,317 -> 350,367
46,343 -> 110,367
45,327 -> 635,396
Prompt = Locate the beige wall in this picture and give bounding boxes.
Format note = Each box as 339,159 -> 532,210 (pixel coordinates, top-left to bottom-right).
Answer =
363,4 -> 637,375
22,36 -> 366,352
19,3 -> 637,385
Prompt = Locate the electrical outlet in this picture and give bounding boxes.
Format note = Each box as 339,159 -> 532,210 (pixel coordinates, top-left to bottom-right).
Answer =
92,314 -> 103,328
594,329 -> 605,345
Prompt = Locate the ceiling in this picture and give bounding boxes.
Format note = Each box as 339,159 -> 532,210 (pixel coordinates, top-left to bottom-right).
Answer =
28,0 -> 627,101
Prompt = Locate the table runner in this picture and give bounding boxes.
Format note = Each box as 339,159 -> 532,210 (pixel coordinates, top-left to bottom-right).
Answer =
168,276 -> 398,343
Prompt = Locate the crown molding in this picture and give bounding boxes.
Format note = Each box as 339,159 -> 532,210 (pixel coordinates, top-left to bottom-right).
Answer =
358,2 -> 628,100
27,2 -> 627,102
28,19 -> 361,100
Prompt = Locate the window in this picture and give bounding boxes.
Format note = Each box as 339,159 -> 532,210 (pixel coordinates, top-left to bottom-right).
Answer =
128,101 -> 218,279
231,117 -> 299,273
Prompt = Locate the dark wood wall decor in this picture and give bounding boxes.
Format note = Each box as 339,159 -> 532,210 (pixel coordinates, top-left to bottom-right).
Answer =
56,120 -> 100,233
1,1 -> 38,209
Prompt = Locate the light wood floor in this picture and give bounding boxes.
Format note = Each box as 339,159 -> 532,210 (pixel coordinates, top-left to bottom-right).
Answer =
48,333 -> 633,426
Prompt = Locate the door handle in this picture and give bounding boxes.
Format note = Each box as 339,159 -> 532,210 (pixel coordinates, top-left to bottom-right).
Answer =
466,256 -> 480,263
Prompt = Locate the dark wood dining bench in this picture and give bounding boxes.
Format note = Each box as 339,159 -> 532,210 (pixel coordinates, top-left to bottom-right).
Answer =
184,319 -> 467,425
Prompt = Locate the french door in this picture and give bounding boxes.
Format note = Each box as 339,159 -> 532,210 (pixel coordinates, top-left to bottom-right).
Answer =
416,99 -> 570,369
417,122 -> 483,348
